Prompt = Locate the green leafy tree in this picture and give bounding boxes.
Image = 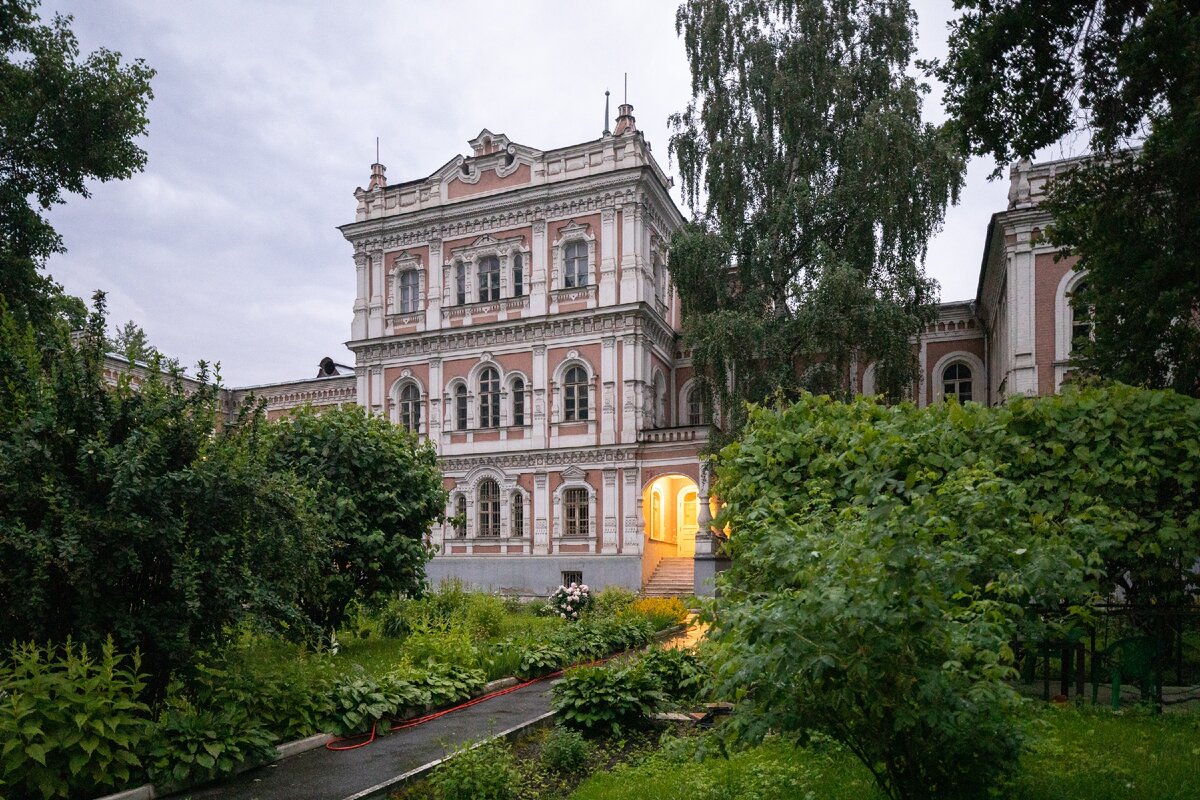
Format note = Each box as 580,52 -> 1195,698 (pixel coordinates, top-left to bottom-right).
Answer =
668,0 -> 964,442
269,406 -> 447,632
938,1 -> 1200,396
0,295 -> 324,695
0,0 -> 154,334
108,319 -> 155,362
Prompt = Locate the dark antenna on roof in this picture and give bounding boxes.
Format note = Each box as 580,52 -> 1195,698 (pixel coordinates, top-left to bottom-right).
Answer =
376,137 -> 379,164
603,89 -> 611,135
624,72 -> 627,104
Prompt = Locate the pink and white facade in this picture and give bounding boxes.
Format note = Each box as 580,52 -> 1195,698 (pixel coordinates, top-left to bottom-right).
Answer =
337,108 -> 717,595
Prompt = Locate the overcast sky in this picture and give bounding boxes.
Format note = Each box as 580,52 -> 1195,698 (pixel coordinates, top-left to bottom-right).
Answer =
40,1 -> 1061,386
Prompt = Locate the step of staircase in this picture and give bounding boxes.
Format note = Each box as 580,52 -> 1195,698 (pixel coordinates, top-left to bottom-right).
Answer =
642,557 -> 695,597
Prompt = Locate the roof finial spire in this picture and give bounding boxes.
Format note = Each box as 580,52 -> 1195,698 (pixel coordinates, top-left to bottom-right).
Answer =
624,72 -> 627,104
603,89 -> 611,136
614,78 -> 637,136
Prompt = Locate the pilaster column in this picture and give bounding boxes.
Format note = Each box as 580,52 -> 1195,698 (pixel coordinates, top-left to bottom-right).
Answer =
368,249 -> 385,338
601,336 -> 617,445
531,219 -> 548,316
602,469 -> 618,554
620,334 -> 638,444
428,357 -> 443,449
618,204 -> 639,303
352,253 -> 368,340
426,238 -> 443,330
1006,229 -> 1039,396
532,345 -> 547,448
621,468 -> 641,553
599,207 -> 617,306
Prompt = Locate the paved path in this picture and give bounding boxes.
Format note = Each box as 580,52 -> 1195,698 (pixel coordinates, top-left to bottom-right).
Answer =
167,679 -> 556,800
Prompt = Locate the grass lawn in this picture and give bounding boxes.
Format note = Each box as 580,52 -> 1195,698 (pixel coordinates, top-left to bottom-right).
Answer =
568,706 -> 1200,800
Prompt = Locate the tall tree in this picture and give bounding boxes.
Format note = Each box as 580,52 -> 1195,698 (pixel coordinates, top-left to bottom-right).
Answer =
668,0 -> 964,442
939,0 -> 1200,396
0,0 -> 154,332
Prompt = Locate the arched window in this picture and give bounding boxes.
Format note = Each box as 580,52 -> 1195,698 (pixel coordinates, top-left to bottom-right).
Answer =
397,271 -> 420,313
687,386 -> 704,426
398,384 -> 421,432
564,241 -> 588,288
478,256 -> 500,302
455,384 -> 468,430
511,492 -> 524,537
512,253 -> 524,297
563,366 -> 588,421
454,261 -> 466,305
1070,280 -> 1094,352
564,487 -> 588,537
478,479 -> 500,537
942,362 -> 973,403
512,377 -> 525,426
454,494 -> 466,537
479,367 -> 500,428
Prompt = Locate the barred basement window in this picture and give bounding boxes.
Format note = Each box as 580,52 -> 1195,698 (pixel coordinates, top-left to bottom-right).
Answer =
511,493 -> 524,537
479,367 -> 500,428
563,366 -> 588,421
478,255 -> 500,302
512,377 -> 525,426
398,384 -> 421,432
561,571 -> 582,587
564,487 -> 588,537
478,479 -> 500,537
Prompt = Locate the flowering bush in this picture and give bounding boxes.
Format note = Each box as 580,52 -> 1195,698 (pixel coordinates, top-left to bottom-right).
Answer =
549,583 -> 591,621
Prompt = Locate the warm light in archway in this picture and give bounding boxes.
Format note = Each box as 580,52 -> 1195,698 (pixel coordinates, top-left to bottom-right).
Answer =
642,474 -> 699,558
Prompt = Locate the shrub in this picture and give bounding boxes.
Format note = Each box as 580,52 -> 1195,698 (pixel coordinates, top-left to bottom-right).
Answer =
379,596 -> 416,639
540,724 -> 592,775
408,663 -> 487,709
324,673 -> 395,735
549,582 -> 592,621
710,393 -> 1125,799
590,586 -> 637,619
628,598 -> 687,631
518,643 -> 567,679
464,593 -> 506,640
431,738 -> 518,800
638,647 -> 705,701
0,639 -> 149,800
552,663 -> 662,736
403,618 -> 481,671
146,701 -> 276,791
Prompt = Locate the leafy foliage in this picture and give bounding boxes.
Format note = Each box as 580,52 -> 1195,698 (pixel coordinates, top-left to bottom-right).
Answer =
0,639 -> 148,800
0,296 -> 324,694
539,724 -> 592,775
552,663 -> 663,736
324,673 -> 396,736
938,1 -> 1200,396
430,738 -> 519,800
269,405 -> 446,631
637,647 -> 705,703
146,702 -> 276,791
0,0 -> 154,334
709,386 -> 1200,798
518,643 -> 567,680
668,0 -> 964,442
627,597 -> 687,631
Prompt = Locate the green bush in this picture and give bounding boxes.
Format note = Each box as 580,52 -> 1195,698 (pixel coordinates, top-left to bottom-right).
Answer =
431,738 -> 518,800
464,593 -> 506,640
539,724 -> 592,775
709,391 -> 1148,799
638,647 -> 705,701
146,701 -> 276,791
518,643 -> 567,679
482,639 -> 524,681
552,663 -> 662,736
403,618 -> 481,670
589,586 -> 637,618
379,596 -> 416,639
0,639 -> 149,800
324,673 -> 395,735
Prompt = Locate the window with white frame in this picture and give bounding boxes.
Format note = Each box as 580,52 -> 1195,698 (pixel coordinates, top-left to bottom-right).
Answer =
397,270 -> 420,313
478,479 -> 500,537
563,366 -> 588,421
479,367 -> 500,428
455,261 -> 466,305
1070,280 -> 1094,352
398,384 -> 421,432
512,377 -> 525,426
454,495 -> 466,537
455,384 -> 468,430
512,252 -> 524,296
563,241 -> 588,288
564,487 -> 588,537
478,256 -> 500,302
942,362 -> 973,403
687,386 -> 704,426
511,492 -> 524,537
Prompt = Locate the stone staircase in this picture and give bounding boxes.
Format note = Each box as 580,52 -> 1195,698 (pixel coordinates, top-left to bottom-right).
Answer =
643,557 -> 694,597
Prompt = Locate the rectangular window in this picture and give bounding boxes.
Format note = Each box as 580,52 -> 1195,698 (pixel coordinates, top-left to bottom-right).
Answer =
512,379 -> 525,426
564,487 -> 588,537
561,570 -> 582,587
564,241 -> 588,288
455,386 -> 468,430
478,256 -> 500,302
398,271 -> 420,313
513,253 -> 524,296
511,496 -> 524,537
455,262 -> 466,305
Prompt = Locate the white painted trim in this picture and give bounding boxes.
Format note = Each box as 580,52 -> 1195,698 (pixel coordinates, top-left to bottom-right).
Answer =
929,350 -> 987,404
1055,268 -> 1088,363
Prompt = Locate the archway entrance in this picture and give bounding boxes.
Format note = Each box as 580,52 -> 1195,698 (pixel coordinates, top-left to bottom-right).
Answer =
642,474 -> 699,594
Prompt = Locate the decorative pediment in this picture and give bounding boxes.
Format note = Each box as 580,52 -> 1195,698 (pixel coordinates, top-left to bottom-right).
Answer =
391,249 -> 422,272
552,220 -> 593,245
561,465 -> 587,480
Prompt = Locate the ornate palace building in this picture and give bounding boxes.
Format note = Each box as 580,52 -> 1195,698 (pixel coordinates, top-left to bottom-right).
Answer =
107,127 -> 1088,597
